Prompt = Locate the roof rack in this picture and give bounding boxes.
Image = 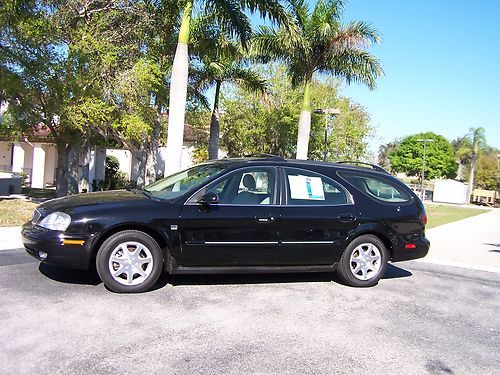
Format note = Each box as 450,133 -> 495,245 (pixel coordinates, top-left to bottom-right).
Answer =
244,154 -> 285,160
337,161 -> 389,174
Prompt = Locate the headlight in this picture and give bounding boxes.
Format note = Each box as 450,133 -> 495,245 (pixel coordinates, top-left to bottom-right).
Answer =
38,212 -> 71,231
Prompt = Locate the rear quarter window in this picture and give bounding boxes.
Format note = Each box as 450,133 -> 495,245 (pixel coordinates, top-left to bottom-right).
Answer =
338,172 -> 412,203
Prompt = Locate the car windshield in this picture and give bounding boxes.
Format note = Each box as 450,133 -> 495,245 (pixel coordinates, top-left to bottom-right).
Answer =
144,164 -> 228,200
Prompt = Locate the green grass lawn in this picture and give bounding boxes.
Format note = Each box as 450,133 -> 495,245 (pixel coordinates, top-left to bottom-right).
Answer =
425,205 -> 489,229
0,199 -> 38,226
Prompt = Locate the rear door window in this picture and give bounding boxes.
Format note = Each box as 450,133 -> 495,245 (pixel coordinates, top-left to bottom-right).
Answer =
338,172 -> 411,203
284,168 -> 351,206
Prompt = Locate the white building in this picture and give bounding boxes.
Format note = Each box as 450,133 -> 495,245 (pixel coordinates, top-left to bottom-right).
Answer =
0,140 -> 198,190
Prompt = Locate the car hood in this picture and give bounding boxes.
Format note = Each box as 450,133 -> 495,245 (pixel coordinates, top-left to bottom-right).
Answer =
38,190 -> 149,213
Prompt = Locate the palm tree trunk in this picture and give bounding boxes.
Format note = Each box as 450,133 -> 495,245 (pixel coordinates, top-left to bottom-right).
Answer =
467,153 -> 477,202
165,0 -> 192,176
296,80 -> 312,159
209,80 -> 222,160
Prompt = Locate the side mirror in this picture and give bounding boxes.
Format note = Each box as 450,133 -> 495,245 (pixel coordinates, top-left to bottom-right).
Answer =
199,192 -> 219,205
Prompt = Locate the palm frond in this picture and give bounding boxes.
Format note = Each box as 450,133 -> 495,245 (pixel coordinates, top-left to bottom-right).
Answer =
241,0 -> 290,28
206,0 -> 252,46
310,0 -> 345,30
321,48 -> 384,90
229,66 -> 268,94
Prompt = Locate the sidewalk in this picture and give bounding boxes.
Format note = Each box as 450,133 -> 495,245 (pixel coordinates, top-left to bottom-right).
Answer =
0,226 -> 23,251
418,208 -> 500,273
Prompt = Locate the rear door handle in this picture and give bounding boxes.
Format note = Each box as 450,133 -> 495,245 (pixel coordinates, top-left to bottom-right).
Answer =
338,213 -> 356,223
254,216 -> 275,223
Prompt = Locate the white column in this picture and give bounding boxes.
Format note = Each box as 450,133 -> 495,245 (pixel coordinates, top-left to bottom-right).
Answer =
31,144 -> 46,188
12,143 -> 25,173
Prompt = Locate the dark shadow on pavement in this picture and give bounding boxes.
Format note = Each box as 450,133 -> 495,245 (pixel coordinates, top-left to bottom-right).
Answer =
39,263 -> 102,286
167,271 -> 336,287
166,263 -> 412,287
37,263 -> 413,289
484,243 -> 500,253
383,264 -> 413,279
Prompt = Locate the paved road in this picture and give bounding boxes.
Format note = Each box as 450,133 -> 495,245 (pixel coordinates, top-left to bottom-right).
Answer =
423,208 -> 500,272
0,248 -> 499,375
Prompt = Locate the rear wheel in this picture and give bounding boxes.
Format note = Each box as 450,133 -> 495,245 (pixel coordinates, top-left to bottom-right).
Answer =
96,230 -> 164,293
336,234 -> 388,287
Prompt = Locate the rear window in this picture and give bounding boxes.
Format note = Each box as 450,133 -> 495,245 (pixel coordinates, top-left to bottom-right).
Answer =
339,172 -> 411,203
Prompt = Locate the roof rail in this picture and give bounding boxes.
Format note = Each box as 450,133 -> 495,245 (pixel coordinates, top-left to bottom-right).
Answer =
244,154 -> 285,160
337,161 -> 389,174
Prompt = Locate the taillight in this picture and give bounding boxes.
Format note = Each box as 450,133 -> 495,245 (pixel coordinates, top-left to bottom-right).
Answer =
420,214 -> 427,226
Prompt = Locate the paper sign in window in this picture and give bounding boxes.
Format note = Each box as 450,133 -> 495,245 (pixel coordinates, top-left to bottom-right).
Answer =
288,175 -> 325,200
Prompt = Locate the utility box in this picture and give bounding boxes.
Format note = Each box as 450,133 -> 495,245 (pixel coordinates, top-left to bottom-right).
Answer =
0,172 -> 23,196
433,179 -> 468,205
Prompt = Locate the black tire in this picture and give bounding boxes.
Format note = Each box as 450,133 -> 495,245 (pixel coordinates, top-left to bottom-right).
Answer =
96,230 -> 164,293
336,234 -> 388,287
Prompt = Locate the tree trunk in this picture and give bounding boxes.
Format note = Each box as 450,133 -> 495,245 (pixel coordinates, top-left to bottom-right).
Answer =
164,0 -> 192,176
79,140 -> 90,193
67,141 -> 80,195
132,143 -> 148,189
467,153 -> 477,202
209,80 -> 222,160
296,80 -> 312,160
56,143 -> 68,197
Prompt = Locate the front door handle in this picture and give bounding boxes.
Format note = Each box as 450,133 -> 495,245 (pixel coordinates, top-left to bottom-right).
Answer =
254,216 -> 275,223
338,213 -> 356,223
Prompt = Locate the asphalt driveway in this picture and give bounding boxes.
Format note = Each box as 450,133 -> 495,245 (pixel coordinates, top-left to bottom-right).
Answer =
0,251 -> 499,375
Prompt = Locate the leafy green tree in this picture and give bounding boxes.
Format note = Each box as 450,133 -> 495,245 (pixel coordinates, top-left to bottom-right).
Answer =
388,132 -> 457,179
1,1 -> 178,192
378,140 -> 400,171
165,0 -> 289,174
474,151 -> 500,191
220,65 -> 373,159
251,0 -> 383,159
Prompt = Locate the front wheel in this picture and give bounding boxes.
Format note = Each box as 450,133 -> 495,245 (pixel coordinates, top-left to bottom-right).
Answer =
336,235 -> 388,287
96,230 -> 164,293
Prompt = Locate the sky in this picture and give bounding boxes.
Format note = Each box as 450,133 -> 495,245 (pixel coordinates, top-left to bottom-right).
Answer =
336,0 -> 500,151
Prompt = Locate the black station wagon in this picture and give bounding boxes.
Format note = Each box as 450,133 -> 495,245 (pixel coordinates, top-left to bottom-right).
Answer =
22,156 -> 429,293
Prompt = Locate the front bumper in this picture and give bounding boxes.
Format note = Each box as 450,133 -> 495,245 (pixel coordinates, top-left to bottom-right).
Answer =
22,223 -> 95,270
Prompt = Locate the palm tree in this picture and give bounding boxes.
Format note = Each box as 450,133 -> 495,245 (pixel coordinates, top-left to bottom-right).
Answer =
252,0 -> 383,159
191,20 -> 268,159
165,0 -> 288,175
463,127 -> 486,200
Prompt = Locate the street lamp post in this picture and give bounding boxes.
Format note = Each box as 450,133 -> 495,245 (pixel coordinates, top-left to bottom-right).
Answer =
314,108 -> 340,161
417,139 -> 434,201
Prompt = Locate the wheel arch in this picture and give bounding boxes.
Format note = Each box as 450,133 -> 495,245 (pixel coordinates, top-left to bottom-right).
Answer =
88,223 -> 169,267
346,228 -> 394,260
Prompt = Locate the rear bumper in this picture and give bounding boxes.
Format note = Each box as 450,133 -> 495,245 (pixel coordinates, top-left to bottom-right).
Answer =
22,223 -> 94,270
391,236 -> 430,262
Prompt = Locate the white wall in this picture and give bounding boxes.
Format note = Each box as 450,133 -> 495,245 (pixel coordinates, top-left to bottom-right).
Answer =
106,149 -> 132,177
22,144 -> 34,170
43,144 -> 57,186
0,142 -> 11,170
